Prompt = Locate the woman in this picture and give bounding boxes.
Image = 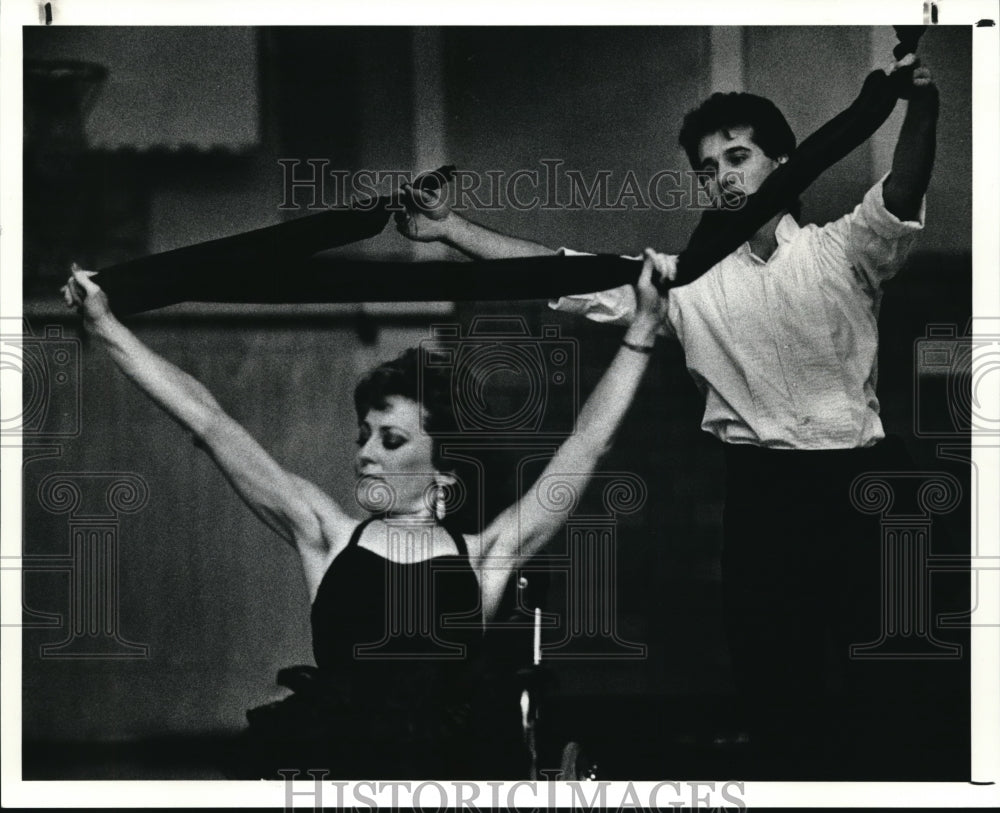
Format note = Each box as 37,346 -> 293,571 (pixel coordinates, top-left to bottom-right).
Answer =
62,251 -> 671,778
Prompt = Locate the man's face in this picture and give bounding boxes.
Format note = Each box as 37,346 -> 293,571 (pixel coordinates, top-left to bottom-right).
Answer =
696,125 -> 784,207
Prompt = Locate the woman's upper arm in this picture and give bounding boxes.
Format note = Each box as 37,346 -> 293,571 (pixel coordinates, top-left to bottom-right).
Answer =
199,411 -> 351,550
475,453 -> 594,623
479,436 -> 597,570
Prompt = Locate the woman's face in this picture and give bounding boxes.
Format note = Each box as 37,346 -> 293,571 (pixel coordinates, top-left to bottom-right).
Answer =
354,395 -> 442,516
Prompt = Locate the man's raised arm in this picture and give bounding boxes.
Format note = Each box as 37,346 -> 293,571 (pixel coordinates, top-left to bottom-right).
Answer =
882,60 -> 939,221
396,181 -> 557,259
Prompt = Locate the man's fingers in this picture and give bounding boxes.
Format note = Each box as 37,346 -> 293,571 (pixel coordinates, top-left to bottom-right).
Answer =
886,53 -> 918,75
412,167 -> 451,195
402,181 -> 438,207
416,188 -> 441,207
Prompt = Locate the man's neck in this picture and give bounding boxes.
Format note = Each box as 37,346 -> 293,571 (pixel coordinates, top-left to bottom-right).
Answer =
748,212 -> 786,262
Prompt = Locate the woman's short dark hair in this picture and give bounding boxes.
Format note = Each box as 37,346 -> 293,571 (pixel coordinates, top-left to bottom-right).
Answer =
353,347 -> 456,470
678,92 -> 797,169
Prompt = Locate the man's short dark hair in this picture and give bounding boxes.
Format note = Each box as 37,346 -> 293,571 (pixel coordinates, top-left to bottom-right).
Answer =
678,92 -> 797,169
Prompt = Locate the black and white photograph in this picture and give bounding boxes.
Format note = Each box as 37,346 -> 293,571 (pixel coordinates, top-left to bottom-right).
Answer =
2,0 -> 998,808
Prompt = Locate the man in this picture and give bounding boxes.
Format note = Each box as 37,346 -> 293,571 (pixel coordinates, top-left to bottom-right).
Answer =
398,56 -> 939,777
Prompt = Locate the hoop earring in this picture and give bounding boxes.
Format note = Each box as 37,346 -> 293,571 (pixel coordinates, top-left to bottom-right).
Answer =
435,484 -> 446,522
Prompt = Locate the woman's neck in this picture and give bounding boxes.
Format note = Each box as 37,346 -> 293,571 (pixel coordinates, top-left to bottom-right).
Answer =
375,508 -> 437,524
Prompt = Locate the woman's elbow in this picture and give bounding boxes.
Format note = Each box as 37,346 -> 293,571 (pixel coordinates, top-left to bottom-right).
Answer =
191,403 -> 232,446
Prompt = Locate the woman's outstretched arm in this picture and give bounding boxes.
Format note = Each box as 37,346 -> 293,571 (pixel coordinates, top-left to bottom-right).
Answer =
474,251 -> 672,619
63,268 -> 353,560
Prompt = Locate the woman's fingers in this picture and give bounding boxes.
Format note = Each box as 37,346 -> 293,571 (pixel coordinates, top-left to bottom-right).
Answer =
63,264 -> 101,310
70,267 -> 100,294
68,277 -> 86,305
655,253 -> 678,284
63,280 -> 84,308
639,249 -> 656,288
643,248 -> 676,287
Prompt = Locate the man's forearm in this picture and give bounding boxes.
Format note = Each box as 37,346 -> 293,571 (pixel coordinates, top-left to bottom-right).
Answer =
883,91 -> 939,221
439,213 -> 557,259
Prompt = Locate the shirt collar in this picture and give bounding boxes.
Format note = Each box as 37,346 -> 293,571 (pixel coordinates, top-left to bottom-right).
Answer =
736,213 -> 801,263
774,213 -> 801,244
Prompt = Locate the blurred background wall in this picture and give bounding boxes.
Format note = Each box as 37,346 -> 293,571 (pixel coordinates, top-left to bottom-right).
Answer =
19,26 -> 971,777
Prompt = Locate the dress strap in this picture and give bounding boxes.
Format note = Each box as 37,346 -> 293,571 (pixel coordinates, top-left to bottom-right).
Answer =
443,521 -> 470,560
346,516 -> 381,549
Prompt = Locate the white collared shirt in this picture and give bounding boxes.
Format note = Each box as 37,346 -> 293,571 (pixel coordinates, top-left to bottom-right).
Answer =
550,176 -> 925,449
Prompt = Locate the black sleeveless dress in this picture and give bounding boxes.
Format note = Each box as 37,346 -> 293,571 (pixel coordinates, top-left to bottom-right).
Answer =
238,517 -> 517,779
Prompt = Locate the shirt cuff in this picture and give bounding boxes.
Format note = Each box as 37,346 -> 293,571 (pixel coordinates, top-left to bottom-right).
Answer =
863,172 -> 926,238
547,247 -> 637,325
547,247 -> 677,338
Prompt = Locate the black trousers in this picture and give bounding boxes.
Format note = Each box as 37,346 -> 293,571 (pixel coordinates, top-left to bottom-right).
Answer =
720,437 -> 945,778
